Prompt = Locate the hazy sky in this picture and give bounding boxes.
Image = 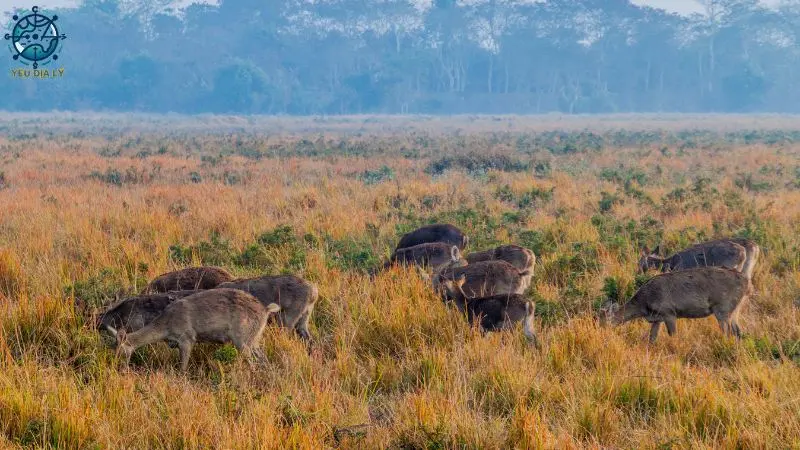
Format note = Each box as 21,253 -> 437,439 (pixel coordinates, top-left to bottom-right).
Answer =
0,0 -> 781,16
631,0 -> 705,14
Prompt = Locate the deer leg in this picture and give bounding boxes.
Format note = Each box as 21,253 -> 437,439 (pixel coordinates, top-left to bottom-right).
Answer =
178,340 -> 194,372
238,346 -> 256,369
714,313 -> 732,337
251,347 -> 268,367
731,321 -> 742,339
664,317 -> 677,337
117,344 -> 134,368
730,303 -> 745,339
294,309 -> 313,342
237,333 -> 268,367
648,322 -> 661,344
123,347 -> 133,366
242,346 -> 267,370
498,317 -> 515,332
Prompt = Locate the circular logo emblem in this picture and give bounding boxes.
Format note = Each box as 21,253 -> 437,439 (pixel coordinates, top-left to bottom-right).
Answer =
4,6 -> 66,69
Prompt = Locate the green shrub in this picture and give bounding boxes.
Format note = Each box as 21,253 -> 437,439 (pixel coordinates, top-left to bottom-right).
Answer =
324,235 -> 378,272
169,231 -> 237,266
598,191 -> 622,213
64,267 -> 133,309
425,151 -> 529,177
236,225 -> 307,273
517,229 -> 560,256
359,165 -> 395,185
517,187 -> 554,209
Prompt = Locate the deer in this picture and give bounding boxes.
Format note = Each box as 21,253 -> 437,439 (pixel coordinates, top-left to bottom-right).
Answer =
466,244 -> 536,273
395,223 -> 468,252
439,274 -> 537,344
96,290 -> 199,346
639,238 -> 760,283
429,259 -> 532,300
371,242 -> 467,277
115,288 -> 281,371
599,267 -> 751,343
217,275 -> 319,342
143,266 -> 234,293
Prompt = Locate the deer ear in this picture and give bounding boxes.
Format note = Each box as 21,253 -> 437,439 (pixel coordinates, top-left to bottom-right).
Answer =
451,246 -> 460,262
653,245 -> 661,255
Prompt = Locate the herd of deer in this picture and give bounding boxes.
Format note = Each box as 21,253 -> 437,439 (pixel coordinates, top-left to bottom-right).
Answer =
95,224 -> 761,372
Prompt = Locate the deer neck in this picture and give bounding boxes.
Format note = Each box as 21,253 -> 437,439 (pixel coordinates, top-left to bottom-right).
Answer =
612,301 -> 645,325
123,324 -> 171,350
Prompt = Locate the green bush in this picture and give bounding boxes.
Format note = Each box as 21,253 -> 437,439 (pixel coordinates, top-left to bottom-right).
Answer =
359,165 -> 395,185
324,235 -> 379,272
169,231 -> 237,266
425,151 -> 529,177
237,225 -> 307,273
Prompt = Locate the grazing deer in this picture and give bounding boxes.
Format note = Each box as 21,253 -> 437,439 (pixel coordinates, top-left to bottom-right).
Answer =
395,223 -> 468,252
639,238 -> 760,283
97,290 -> 199,344
430,259 -> 531,299
466,244 -> 535,284
143,266 -> 233,293
440,275 -> 537,344
115,288 -> 281,371
217,275 -> 319,341
372,242 -> 467,276
599,267 -> 751,343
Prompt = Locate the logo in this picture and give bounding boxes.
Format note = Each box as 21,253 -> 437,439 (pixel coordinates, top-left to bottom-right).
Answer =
4,6 -> 66,70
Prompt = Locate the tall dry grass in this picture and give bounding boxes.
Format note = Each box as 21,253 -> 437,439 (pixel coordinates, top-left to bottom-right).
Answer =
0,118 -> 799,448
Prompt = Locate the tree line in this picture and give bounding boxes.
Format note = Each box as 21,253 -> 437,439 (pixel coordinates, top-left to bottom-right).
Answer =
2,0 -> 799,114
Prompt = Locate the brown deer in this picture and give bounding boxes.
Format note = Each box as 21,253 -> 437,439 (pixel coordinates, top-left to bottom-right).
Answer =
143,266 -> 234,293
395,223 -> 468,251
372,242 -> 467,276
97,290 -> 199,345
115,288 -> 281,371
439,275 -> 537,344
599,267 -> 751,343
430,260 -> 532,299
639,238 -> 760,283
217,275 -> 319,341
466,244 -> 535,271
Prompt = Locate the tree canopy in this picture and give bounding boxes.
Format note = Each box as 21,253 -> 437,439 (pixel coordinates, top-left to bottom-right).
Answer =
3,0 -> 799,114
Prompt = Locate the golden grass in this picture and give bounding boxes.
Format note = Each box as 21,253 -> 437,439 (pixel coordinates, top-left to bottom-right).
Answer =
0,117 -> 799,448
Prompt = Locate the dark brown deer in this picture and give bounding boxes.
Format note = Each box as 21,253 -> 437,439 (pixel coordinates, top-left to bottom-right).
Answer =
439,275 -> 537,344
373,242 -> 467,276
395,224 -> 468,252
143,266 -> 234,293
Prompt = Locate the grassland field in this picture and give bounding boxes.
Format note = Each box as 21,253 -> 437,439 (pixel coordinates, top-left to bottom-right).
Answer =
0,114 -> 799,449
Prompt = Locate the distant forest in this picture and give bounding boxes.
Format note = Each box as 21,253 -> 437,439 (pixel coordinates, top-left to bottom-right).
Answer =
3,0 -> 800,114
